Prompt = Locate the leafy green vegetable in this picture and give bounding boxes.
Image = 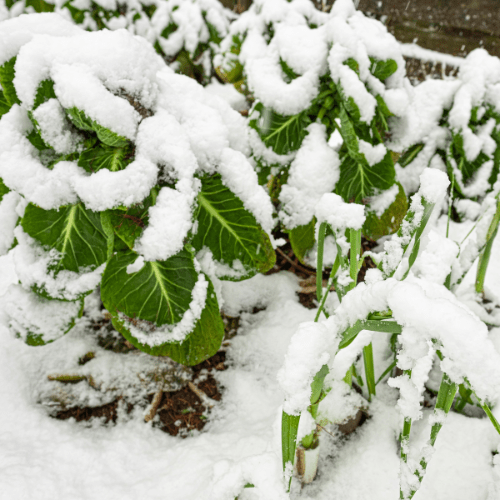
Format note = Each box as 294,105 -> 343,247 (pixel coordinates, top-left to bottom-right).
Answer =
78,143 -> 132,173
101,248 -> 198,327
370,58 -> 398,81
108,192 -> 155,250
288,218 -> 316,265
250,102 -> 311,155
0,178 -> 9,202
21,202 -> 110,273
112,279 -> 224,365
0,57 -> 20,107
337,151 -> 395,203
66,107 -> 130,148
363,183 -> 408,240
192,174 -> 275,280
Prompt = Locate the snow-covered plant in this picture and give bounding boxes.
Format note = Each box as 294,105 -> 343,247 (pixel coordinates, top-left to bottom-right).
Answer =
395,50 -> 500,297
218,0 -> 410,260
0,15 -> 275,365
279,169 -> 500,497
1,0 -> 234,84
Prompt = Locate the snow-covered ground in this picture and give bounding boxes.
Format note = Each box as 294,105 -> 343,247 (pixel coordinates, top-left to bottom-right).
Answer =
2,213 -> 500,500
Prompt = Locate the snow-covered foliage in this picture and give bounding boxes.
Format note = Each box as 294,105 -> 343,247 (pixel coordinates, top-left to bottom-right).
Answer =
0,0 -> 234,84
218,0 -> 410,258
279,169 -> 500,498
0,14 -> 275,364
394,48 -> 500,203
3,2 -> 500,499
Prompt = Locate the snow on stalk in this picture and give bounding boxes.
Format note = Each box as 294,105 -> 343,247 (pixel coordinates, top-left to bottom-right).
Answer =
0,15 -> 275,365
278,169 -> 500,493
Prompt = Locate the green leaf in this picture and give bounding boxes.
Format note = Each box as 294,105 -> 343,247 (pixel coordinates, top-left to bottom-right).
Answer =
112,278 -> 224,366
192,174 -> 276,280
65,107 -> 130,148
249,102 -> 311,155
398,143 -> 424,168
363,183 -> 408,240
108,193 -> 155,250
78,143 -> 132,173
25,0 -> 55,12
337,150 -> 396,203
0,177 -> 9,202
0,89 -> 10,117
281,410 -> 300,489
370,58 -> 398,81
100,211 -> 115,261
310,364 -> 329,405
21,202 -> 109,273
32,79 -> 57,110
0,57 -> 20,107
338,104 -> 362,161
101,248 -> 198,327
288,218 -> 316,265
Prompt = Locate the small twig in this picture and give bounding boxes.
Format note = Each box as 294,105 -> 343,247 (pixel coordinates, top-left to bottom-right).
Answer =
144,382 -> 164,422
276,247 -> 315,276
188,381 -> 214,409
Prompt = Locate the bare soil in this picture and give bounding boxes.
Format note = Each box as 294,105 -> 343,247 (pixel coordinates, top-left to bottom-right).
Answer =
54,352 -> 226,436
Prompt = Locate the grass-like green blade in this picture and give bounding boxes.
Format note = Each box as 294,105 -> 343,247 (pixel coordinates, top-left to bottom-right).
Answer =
316,222 -> 327,302
475,197 -> 500,294
282,410 -> 300,491
192,174 -> 275,280
363,343 -> 376,401
339,319 -> 402,350
401,198 -> 435,280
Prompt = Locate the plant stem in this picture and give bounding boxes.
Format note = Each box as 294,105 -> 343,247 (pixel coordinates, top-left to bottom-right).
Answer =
348,228 -> 361,292
375,359 -> 397,386
314,254 -> 340,321
399,368 -> 413,500
282,410 -> 300,491
446,174 -> 454,239
316,222 -> 327,302
405,372 -> 457,499
363,343 -> 376,401
475,197 -> 500,294
401,199 -> 435,280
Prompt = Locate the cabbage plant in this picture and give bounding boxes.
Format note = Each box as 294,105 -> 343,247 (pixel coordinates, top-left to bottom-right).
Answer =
1,0 -> 234,84
395,49 -> 500,296
0,14 -> 275,365
218,0 -> 409,260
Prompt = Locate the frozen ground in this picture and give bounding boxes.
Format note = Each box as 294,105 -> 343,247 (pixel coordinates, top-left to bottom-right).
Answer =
2,213 -> 500,500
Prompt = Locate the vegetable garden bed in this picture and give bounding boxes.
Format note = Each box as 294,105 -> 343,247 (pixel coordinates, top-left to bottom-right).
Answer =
2,1 -> 500,499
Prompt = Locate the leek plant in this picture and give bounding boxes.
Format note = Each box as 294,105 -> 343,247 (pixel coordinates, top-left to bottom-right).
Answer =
280,170 -> 500,496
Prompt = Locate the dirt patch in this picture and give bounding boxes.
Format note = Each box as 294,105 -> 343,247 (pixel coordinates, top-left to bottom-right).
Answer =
53,351 -> 227,436
359,0 -> 500,58
55,400 -> 124,424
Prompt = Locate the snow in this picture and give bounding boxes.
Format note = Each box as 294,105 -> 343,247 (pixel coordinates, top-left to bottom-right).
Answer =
280,124 -> 340,229
315,193 -> 365,231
